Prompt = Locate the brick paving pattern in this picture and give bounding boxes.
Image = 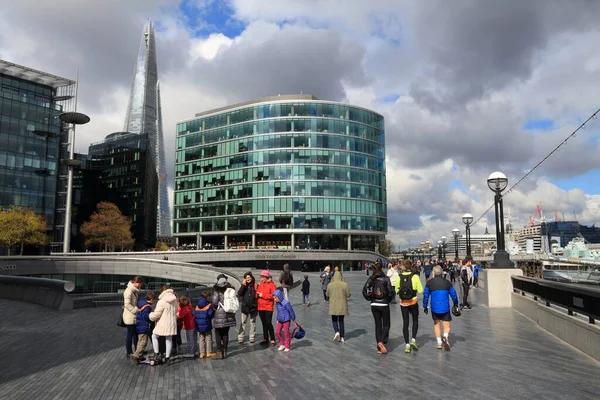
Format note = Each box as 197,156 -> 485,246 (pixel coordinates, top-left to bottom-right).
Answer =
1,272 -> 599,400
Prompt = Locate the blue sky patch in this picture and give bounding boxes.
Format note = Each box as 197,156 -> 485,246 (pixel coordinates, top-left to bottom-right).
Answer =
523,118 -> 554,131
382,93 -> 401,103
179,0 -> 245,38
554,169 -> 600,194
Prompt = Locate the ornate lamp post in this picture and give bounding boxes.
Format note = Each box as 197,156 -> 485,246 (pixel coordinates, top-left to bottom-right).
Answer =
462,213 -> 473,261
452,228 -> 460,261
488,172 -> 515,268
437,240 -> 443,260
441,236 -> 447,260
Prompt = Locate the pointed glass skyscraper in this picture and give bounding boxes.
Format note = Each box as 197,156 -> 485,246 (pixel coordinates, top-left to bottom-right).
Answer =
124,20 -> 171,236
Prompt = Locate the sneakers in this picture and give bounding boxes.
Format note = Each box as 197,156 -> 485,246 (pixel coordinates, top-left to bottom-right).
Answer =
206,352 -> 216,358
405,344 -> 411,353
410,339 -> 419,351
200,353 -> 207,359
238,340 -> 244,344
442,337 -> 450,351
333,332 -> 340,342
260,339 -> 269,345
278,345 -> 285,351
306,302 -> 311,307
436,342 -> 443,350
250,339 -> 255,344
270,340 -> 276,346
283,348 -> 290,352
377,342 -> 388,354
340,337 -> 345,343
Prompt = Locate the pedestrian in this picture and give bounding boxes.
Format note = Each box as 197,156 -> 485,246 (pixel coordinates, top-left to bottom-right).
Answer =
386,262 -> 400,296
279,263 -> 294,300
176,296 -> 198,358
211,277 -> 237,359
320,265 -> 332,303
397,260 -> 423,353
422,266 -> 459,351
423,263 -> 433,281
122,276 -> 142,358
362,259 -> 394,354
238,271 -> 258,344
327,271 -> 351,343
301,275 -> 311,307
473,263 -> 483,287
149,285 -> 178,365
132,291 -> 155,363
256,270 -> 277,345
273,288 -> 296,352
460,259 -> 474,309
194,291 -> 216,359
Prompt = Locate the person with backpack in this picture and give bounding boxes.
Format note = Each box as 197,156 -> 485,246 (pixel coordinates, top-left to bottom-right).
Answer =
279,263 -> 294,300
423,265 -> 459,351
211,276 -> 237,359
362,259 -> 394,354
460,259 -> 474,309
256,270 -> 277,345
237,271 -> 258,344
132,291 -> 155,364
386,262 -> 400,297
396,260 -> 423,353
194,291 -> 216,359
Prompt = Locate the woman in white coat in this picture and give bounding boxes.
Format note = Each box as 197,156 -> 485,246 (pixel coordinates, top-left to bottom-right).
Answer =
122,276 -> 142,357
149,285 -> 178,364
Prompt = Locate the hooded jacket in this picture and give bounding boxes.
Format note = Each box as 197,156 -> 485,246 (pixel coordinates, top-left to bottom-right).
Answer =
212,285 -> 237,328
273,289 -> 296,323
326,272 -> 351,316
135,298 -> 153,334
256,279 -> 277,311
149,289 -> 178,336
177,303 -> 196,331
238,277 -> 258,314
194,297 -> 214,333
279,264 -> 294,288
122,281 -> 139,325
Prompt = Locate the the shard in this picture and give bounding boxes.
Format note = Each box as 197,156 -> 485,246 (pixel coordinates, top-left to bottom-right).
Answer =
123,20 -> 171,237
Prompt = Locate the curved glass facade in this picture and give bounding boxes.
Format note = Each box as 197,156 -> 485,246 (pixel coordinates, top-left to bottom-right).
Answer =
174,95 -> 386,251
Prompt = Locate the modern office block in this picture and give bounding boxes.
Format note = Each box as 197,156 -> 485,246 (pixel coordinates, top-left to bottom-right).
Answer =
174,94 -> 387,251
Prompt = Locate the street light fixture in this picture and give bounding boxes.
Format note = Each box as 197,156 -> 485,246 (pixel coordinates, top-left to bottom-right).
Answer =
452,228 -> 460,261
487,172 -> 515,268
441,236 -> 447,260
437,240 -> 443,260
462,213 -> 473,261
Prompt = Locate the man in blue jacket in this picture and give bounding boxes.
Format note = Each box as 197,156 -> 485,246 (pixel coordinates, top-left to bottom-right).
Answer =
473,264 -> 483,287
422,266 -> 459,351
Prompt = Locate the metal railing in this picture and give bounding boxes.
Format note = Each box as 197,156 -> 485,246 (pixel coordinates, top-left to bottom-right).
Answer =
512,276 -> 600,324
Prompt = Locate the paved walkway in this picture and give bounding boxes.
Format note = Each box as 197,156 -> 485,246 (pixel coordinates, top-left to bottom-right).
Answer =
0,272 -> 598,400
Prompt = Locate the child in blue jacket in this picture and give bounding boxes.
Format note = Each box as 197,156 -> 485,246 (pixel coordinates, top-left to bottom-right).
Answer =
132,292 -> 155,363
273,288 -> 296,352
194,292 -> 216,358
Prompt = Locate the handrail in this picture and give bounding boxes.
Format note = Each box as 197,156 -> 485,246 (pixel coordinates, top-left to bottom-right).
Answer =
0,275 -> 75,311
0,275 -> 74,292
512,276 -> 600,324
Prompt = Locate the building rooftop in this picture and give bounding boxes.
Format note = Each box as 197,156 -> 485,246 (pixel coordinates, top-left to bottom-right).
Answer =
194,94 -> 320,118
0,59 -> 75,89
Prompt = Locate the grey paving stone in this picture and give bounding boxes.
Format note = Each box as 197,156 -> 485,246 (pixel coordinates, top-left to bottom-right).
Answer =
0,272 -> 599,400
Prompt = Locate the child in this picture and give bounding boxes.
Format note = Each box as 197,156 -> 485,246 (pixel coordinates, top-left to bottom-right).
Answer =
194,291 -> 216,358
177,296 -> 198,358
273,288 -> 296,352
132,292 -> 155,363
301,275 -> 311,307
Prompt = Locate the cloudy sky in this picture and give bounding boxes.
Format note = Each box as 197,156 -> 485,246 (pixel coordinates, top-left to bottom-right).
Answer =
2,0 -> 600,249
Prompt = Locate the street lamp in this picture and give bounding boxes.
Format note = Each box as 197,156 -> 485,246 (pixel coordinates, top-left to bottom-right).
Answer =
487,172 -> 515,268
452,228 -> 460,261
441,236 -> 447,260
437,240 -> 443,260
462,213 -> 473,261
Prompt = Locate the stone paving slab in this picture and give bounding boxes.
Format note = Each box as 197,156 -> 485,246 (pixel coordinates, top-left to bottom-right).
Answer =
0,272 -> 599,400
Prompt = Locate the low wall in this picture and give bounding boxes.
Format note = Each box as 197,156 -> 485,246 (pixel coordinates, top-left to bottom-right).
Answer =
512,292 -> 600,361
0,275 -> 75,311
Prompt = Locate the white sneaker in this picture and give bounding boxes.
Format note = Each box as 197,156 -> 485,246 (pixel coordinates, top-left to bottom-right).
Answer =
284,348 -> 290,352
333,332 -> 340,342
340,338 -> 345,343
278,345 -> 285,351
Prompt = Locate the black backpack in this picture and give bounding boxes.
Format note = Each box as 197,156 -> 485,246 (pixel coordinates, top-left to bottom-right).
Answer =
398,273 -> 416,300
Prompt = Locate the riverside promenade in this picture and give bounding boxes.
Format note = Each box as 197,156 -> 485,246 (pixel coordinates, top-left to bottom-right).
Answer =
1,272 -> 599,400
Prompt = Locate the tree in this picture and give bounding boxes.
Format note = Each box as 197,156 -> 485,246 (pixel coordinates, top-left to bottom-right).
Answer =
81,202 -> 134,251
0,207 -> 48,255
155,241 -> 169,251
378,238 -> 395,257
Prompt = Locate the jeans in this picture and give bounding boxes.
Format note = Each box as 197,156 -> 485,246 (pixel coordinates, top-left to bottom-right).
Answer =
473,276 -> 478,287
258,310 -> 275,341
400,304 -> 419,343
371,305 -> 390,347
323,289 -> 329,302
199,331 -> 213,354
215,327 -> 230,353
462,283 -> 471,306
132,333 -> 148,358
238,311 -> 257,342
125,324 -> 138,355
276,321 -> 291,349
184,329 -> 198,356
303,294 -> 310,304
152,334 -> 172,358
331,315 -> 345,338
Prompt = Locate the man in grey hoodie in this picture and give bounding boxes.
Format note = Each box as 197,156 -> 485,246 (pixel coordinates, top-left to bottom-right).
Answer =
279,263 -> 294,300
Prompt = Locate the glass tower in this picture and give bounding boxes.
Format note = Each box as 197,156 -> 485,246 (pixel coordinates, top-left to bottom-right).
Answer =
123,20 -> 171,237
174,95 -> 387,251
0,59 -> 76,254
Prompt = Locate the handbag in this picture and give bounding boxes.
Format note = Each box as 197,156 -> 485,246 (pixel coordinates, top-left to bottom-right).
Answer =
292,321 -> 305,340
117,307 -> 127,328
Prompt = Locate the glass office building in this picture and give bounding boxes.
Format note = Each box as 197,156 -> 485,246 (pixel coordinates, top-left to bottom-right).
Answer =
0,60 -> 76,254
88,132 -> 158,249
174,95 -> 387,251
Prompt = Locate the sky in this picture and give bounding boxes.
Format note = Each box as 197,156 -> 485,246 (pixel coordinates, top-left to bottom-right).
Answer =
1,0 -> 600,249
